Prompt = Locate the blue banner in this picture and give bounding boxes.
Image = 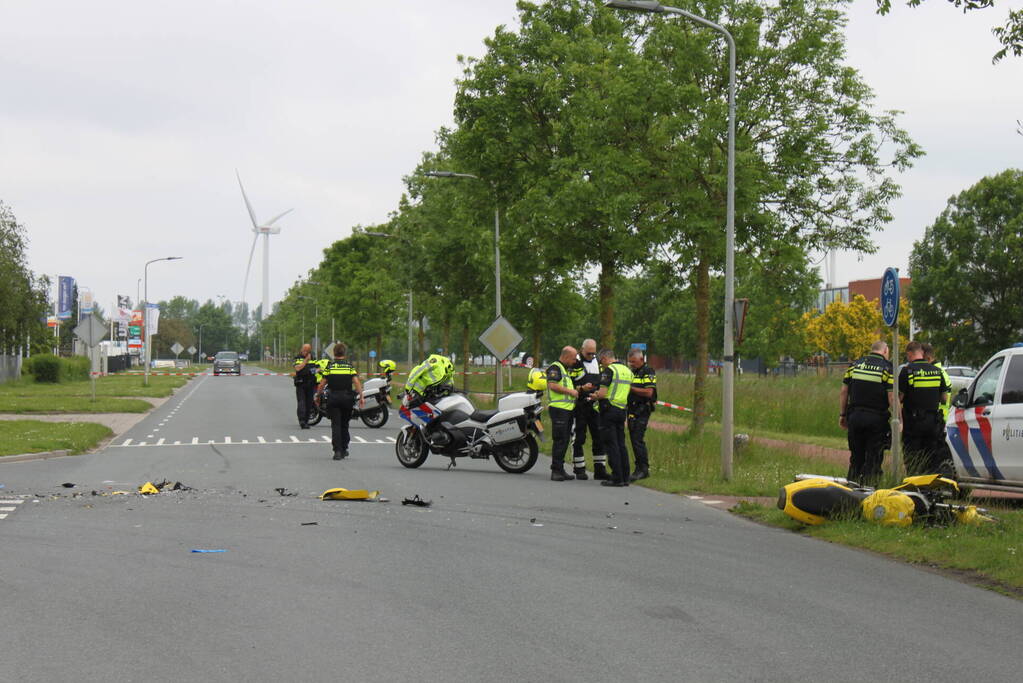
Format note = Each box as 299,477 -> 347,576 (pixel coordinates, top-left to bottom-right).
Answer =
58,276 -> 74,320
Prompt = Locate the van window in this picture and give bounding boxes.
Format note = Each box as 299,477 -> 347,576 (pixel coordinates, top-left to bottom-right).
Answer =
1001,355 -> 1023,404
970,357 -> 1005,406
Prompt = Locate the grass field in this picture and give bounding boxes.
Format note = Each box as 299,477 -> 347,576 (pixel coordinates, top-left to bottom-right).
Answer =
0,370 -> 196,413
0,420 -> 112,456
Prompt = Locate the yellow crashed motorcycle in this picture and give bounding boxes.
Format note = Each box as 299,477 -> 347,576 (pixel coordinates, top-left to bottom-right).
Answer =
778,474 -> 996,527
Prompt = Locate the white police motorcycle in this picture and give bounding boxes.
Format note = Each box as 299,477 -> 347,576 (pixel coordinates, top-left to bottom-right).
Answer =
395,385 -> 542,473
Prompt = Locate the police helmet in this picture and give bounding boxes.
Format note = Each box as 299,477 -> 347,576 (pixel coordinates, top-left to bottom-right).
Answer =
527,368 -> 547,391
378,359 -> 396,373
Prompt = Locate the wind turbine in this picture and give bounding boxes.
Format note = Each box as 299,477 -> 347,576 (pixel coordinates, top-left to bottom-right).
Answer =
237,171 -> 293,323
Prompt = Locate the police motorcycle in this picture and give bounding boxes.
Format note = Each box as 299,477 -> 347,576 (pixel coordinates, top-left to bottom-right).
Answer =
778,473 -> 995,527
394,370 -> 546,474
307,360 -> 394,429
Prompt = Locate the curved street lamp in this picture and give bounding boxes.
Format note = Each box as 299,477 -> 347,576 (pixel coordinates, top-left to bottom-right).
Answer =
144,256 -> 183,386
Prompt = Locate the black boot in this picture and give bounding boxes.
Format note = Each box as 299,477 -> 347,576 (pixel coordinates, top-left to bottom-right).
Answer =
629,468 -> 649,482
573,468 -> 589,481
593,463 -> 610,481
332,450 -> 343,460
550,468 -> 575,482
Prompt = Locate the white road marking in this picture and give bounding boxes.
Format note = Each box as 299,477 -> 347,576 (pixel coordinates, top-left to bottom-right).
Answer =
687,496 -> 703,500
122,438 -> 133,446
257,436 -> 266,443
290,436 -> 300,443
321,435 -> 330,442
241,439 -> 249,444
224,436 -> 232,444
0,507 -> 17,512
703,501 -> 724,505
353,436 -> 367,443
156,438 -> 165,445
0,500 -> 25,505
275,439 -> 282,443
191,437 -> 198,445
106,438 -> 394,449
0,514 -> 6,520
174,441 -> 181,445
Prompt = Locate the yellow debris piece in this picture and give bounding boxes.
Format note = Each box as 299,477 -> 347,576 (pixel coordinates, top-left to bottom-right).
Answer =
321,488 -> 380,501
138,482 -> 160,495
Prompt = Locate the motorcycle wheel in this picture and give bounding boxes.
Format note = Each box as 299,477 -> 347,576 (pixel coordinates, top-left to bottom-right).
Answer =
360,406 -> 389,428
395,429 -> 429,468
494,434 -> 539,474
307,406 -> 324,426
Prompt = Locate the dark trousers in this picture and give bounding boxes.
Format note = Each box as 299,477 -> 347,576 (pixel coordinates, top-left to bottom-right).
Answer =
903,412 -> 944,475
628,410 -> 650,473
846,409 -> 887,485
599,405 -> 629,484
295,383 -> 316,426
327,391 -> 355,452
573,400 -> 605,469
550,407 -> 574,471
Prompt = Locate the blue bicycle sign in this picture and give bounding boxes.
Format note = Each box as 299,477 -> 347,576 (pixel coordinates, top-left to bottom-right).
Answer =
881,267 -> 900,327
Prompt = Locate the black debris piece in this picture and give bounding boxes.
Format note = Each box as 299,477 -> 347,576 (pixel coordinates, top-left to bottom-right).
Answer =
301,522 -> 318,526
61,483 -> 75,488
402,495 -> 432,507
275,488 -> 298,497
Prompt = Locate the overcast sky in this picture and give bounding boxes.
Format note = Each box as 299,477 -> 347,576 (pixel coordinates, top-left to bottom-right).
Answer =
2,1 -> 1020,314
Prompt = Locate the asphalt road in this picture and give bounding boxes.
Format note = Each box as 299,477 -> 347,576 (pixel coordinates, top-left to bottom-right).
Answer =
1,369 -> 1020,682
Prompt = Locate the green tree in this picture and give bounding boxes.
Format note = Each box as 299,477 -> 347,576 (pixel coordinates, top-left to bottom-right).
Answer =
0,201 -> 50,354
801,294 -> 885,360
909,169 -> 1023,365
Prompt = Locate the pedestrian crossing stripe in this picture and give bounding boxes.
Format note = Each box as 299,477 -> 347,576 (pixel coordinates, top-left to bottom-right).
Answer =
109,436 -> 397,448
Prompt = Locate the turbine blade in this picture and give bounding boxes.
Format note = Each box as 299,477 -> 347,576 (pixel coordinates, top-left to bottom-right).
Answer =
236,170 -> 260,230
242,232 -> 259,303
265,208 -> 294,226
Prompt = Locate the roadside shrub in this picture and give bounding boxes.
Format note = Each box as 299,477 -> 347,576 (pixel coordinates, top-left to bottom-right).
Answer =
25,354 -> 61,383
61,356 -> 90,381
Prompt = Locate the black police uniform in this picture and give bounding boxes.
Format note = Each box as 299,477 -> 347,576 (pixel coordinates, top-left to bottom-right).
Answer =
842,352 -> 892,485
899,358 -> 952,475
293,354 -> 318,428
571,355 -> 608,478
323,358 -> 359,458
545,362 -> 576,478
596,362 -> 630,486
627,363 -> 657,480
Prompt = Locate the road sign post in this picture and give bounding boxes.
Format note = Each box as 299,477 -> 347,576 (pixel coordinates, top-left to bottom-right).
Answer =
881,267 -> 902,478
73,314 -> 108,401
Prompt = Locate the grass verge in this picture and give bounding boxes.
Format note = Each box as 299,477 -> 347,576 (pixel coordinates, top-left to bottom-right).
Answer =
735,502 -> 1023,596
0,372 -> 195,413
0,420 -> 113,456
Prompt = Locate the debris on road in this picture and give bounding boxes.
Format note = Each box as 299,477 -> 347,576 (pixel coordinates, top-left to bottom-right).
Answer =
402,495 -> 431,507
139,482 -> 160,495
275,488 -> 298,497
322,488 -> 381,501
61,482 -> 75,488
191,549 -> 227,553
138,480 -> 193,495
300,522 -> 319,526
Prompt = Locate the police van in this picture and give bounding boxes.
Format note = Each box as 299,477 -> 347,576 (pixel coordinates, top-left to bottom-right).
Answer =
946,345 -> 1023,492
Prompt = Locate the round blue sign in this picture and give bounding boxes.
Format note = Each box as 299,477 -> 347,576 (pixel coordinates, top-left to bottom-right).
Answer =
369,350 -> 377,358
881,267 -> 900,327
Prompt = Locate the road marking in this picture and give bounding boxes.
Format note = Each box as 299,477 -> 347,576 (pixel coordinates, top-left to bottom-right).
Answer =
353,436 -> 366,443
192,437 -> 198,445
0,500 -> 25,505
174,440 -> 181,445
290,436 -> 300,443
0,514 -> 6,520
275,439 -> 282,443
0,507 -> 17,512
139,441 -> 147,446
703,500 -> 724,505
241,439 -> 249,444
224,436 -> 232,444
258,436 -> 266,443
122,438 -> 133,446
106,439 -> 395,449
156,438 -> 165,446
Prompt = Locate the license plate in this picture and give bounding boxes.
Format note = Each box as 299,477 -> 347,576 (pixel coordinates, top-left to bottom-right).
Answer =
534,419 -> 544,433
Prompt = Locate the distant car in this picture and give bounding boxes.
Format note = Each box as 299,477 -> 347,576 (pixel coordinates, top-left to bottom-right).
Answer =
946,348 -> 1023,490
943,365 -> 977,393
238,353 -> 249,361
213,351 -> 241,376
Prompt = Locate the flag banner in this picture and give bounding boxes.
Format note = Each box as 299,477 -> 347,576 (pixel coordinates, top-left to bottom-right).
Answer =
58,276 -> 74,320
80,290 -> 94,318
145,304 -> 160,335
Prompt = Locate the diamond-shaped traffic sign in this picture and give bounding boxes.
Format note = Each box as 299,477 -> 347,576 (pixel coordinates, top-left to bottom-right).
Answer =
187,346 -> 197,355
479,316 -> 522,361
73,314 -> 107,348
171,342 -> 184,356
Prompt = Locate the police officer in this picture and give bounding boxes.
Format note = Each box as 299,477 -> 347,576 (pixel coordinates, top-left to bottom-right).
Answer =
404,353 -> 454,406
923,342 -> 955,475
626,348 -> 657,481
839,340 -> 893,485
545,346 -> 579,481
899,340 -> 951,475
293,343 -> 317,429
570,339 -> 609,480
316,342 -> 364,460
589,349 -> 634,487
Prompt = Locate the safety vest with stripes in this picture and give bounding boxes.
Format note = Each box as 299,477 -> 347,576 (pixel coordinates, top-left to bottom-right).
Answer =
604,362 -> 634,410
546,361 -> 575,411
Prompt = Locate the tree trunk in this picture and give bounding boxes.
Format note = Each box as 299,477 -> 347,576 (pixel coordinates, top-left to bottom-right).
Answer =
442,315 -> 451,356
531,306 -> 542,370
375,333 -> 382,368
598,258 -> 616,350
417,315 -> 425,362
461,323 -> 470,393
692,254 -> 710,435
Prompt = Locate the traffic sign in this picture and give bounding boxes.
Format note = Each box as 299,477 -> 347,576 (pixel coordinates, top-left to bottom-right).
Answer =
881,267 -> 900,328
369,350 -> 377,358
170,342 -> 184,356
630,343 -> 647,351
73,314 -> 107,347
479,316 -> 522,361
188,346 -> 197,355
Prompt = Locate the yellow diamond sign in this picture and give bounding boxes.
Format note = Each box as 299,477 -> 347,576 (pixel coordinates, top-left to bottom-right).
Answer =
479,316 -> 522,361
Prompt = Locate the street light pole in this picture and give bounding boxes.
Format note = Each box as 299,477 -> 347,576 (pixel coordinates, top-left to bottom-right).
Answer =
605,0 -> 736,479
143,256 -> 183,386
423,170 -> 504,396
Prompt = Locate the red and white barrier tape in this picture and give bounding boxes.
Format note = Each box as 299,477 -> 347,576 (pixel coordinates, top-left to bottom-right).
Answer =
655,400 -> 693,413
